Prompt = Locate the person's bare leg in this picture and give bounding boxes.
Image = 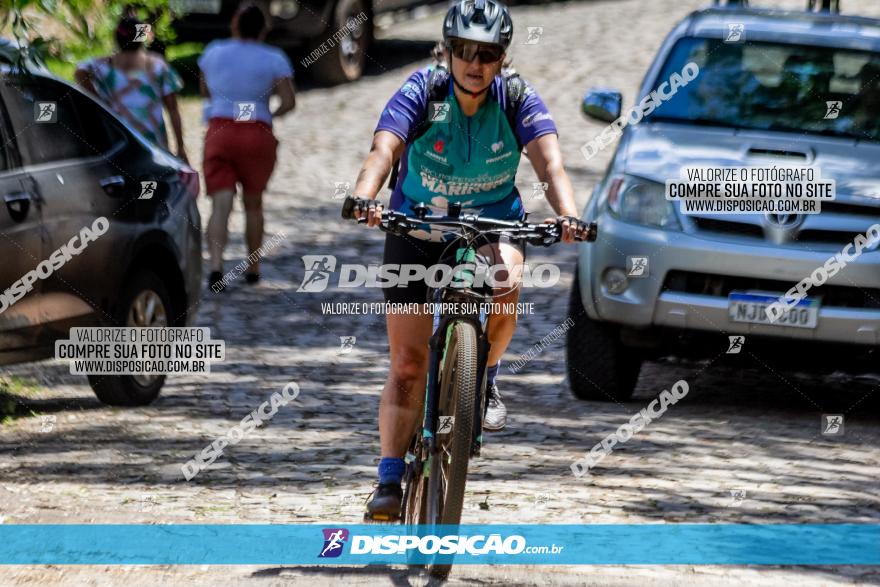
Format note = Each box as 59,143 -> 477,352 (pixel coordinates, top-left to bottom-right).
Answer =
368,311 -> 432,516
480,241 -> 525,366
206,189 -> 235,273
379,311 -> 433,457
477,241 -> 524,431
243,192 -> 264,275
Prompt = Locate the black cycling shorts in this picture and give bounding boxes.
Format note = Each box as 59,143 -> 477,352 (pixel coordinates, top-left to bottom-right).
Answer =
381,232 -> 526,304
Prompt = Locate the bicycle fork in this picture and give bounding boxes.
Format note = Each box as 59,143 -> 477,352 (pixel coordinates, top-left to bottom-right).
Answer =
413,317 -> 488,467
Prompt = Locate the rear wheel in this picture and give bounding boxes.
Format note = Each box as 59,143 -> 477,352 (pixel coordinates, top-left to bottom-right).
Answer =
566,269 -> 641,401
310,0 -> 372,84
401,436 -> 428,568
88,269 -> 170,406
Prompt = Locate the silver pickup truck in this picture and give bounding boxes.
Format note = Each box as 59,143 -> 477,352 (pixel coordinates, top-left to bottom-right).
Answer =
567,1 -> 880,401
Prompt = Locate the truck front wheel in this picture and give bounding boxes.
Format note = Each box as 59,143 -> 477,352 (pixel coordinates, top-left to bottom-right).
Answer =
566,269 -> 642,402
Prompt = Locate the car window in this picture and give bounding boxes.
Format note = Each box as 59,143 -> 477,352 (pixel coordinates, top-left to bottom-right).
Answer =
2,76 -> 125,166
67,90 -> 127,154
647,37 -> 880,142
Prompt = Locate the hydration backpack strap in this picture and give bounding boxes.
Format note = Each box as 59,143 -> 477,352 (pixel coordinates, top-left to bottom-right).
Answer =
504,73 -> 526,151
387,66 -> 451,190
503,72 -> 526,151
414,65 -> 452,142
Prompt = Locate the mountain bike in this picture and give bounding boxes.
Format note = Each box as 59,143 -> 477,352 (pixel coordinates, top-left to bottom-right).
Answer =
341,195 -> 596,578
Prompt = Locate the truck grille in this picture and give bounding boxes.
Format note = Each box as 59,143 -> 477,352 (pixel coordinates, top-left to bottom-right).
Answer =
821,201 -> 880,217
662,270 -> 880,309
691,217 -> 763,238
688,197 -> 880,247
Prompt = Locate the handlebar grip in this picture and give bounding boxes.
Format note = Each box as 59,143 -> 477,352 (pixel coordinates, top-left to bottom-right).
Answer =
341,195 -> 363,220
569,221 -> 599,242
585,221 -> 598,242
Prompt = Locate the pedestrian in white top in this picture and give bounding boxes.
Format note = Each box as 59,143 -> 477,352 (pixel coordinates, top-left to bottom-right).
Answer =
199,3 -> 296,291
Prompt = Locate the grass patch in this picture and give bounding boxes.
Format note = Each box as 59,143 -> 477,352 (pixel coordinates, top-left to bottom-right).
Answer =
0,376 -> 45,425
168,53 -> 204,97
166,42 -> 204,62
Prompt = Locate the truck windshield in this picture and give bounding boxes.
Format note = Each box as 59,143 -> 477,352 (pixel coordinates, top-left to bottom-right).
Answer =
647,36 -> 880,142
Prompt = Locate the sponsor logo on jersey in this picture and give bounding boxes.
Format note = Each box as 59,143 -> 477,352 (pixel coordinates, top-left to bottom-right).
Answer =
419,171 -> 511,196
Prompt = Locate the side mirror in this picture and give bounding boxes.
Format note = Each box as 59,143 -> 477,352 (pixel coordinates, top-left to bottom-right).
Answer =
582,88 -> 622,123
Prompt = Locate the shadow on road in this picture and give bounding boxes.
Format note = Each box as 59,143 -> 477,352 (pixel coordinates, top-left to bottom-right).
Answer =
252,565 -> 443,586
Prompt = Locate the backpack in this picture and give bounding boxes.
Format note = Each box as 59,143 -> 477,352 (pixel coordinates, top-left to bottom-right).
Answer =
387,65 -> 527,189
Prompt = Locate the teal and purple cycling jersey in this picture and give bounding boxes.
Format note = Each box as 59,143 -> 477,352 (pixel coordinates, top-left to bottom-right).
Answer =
375,67 -> 557,239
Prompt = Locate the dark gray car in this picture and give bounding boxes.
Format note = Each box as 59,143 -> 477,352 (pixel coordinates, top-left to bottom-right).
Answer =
0,61 -> 202,406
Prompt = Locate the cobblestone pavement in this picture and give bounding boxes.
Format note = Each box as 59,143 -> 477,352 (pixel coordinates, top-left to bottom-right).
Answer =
2,0 -> 879,585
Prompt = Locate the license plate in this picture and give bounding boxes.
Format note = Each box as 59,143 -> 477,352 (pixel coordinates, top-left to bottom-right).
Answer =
173,0 -> 221,14
728,291 -> 819,329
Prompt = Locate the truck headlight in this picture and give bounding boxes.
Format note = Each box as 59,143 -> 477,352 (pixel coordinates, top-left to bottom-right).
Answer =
606,175 -> 680,230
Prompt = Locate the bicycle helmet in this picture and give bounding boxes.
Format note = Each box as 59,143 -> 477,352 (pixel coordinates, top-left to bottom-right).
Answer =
443,0 -> 513,50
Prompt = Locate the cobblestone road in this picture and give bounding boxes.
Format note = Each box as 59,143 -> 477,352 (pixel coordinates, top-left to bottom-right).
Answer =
2,0 -> 879,585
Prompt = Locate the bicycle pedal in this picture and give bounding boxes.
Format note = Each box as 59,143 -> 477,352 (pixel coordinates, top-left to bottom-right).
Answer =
363,512 -> 401,524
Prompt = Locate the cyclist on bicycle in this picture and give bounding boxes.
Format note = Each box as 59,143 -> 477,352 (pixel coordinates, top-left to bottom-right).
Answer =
353,0 -> 586,518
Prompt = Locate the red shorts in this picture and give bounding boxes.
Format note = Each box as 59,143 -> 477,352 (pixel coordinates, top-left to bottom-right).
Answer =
203,118 -> 278,200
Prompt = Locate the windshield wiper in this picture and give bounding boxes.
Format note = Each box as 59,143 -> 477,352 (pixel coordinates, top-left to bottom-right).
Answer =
649,114 -> 743,131
646,112 -> 880,143
766,123 -> 875,142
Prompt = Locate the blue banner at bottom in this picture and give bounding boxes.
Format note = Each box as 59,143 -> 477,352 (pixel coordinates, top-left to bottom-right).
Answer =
0,524 -> 877,565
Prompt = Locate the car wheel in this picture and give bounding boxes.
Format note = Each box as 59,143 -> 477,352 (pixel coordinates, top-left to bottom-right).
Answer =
88,269 -> 170,406
310,0 -> 371,84
566,268 -> 641,402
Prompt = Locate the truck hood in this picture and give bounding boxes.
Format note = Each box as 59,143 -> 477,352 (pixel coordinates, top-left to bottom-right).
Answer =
622,123 -> 880,203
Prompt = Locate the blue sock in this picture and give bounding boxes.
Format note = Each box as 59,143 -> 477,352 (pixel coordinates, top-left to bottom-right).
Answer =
378,457 -> 405,485
487,363 -> 499,388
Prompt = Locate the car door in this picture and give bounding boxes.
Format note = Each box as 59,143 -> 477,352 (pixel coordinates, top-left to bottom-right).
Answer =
0,75 -> 128,344
0,86 -> 45,360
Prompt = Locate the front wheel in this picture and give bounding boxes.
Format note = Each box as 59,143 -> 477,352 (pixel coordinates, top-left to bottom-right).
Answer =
566,268 -> 641,401
402,320 -> 478,580
428,321 -> 477,524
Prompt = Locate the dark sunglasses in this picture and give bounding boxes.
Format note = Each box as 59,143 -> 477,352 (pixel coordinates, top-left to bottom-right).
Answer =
448,41 -> 504,64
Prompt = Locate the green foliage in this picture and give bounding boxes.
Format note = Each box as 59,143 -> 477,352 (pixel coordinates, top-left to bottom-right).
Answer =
0,375 -> 42,423
2,0 -> 179,74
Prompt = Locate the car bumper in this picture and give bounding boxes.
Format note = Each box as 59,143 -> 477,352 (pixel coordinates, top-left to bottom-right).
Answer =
577,215 -> 880,346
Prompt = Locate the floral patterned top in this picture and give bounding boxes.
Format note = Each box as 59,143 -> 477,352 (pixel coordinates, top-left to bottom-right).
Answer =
77,53 -> 183,148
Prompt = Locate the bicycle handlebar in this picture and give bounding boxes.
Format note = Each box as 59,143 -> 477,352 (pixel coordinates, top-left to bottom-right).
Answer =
341,196 -> 597,246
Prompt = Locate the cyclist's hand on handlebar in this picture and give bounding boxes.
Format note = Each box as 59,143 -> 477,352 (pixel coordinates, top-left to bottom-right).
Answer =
543,216 -> 585,243
352,197 -> 384,227
563,216 -> 594,242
